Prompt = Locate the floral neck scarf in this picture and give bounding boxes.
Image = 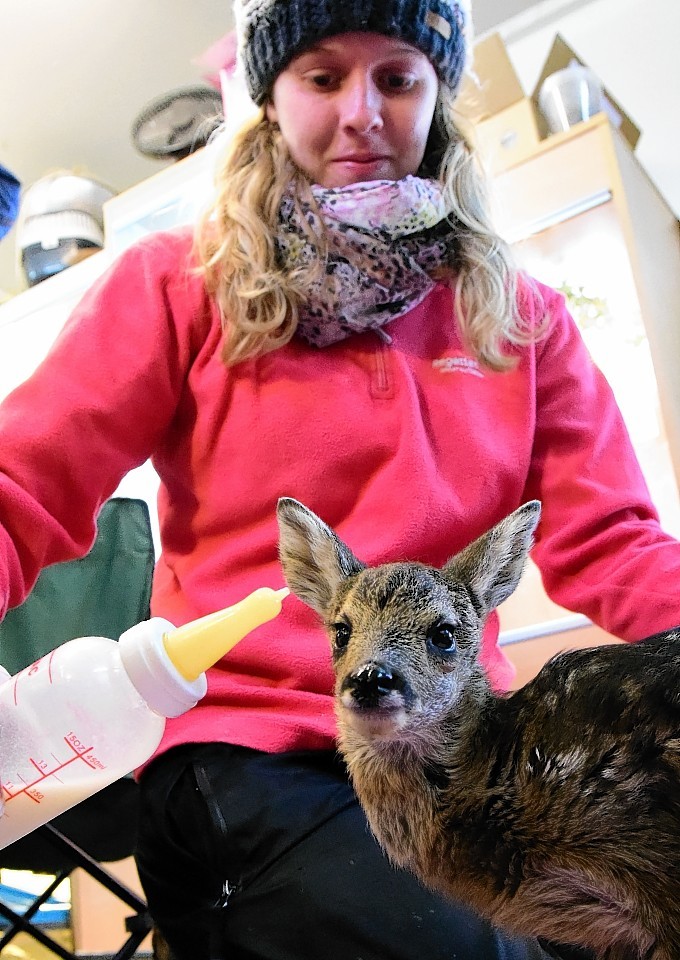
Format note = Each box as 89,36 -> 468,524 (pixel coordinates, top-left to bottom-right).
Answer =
276,176 -> 457,348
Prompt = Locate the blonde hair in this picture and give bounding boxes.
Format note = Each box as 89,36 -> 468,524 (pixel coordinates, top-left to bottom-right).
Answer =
195,88 -> 538,370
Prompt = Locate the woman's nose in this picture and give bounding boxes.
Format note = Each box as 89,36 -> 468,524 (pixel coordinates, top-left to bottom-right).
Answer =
338,76 -> 384,133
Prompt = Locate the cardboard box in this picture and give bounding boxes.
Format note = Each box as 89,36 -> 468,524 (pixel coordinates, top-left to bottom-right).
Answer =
531,35 -> 641,149
455,34 -> 540,174
472,97 -> 541,175
456,33 -> 525,123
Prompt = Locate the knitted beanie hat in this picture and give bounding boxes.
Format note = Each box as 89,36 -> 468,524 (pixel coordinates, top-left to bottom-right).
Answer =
234,0 -> 472,105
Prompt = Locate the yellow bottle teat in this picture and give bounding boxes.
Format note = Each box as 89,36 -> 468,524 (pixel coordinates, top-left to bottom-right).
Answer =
163,587 -> 290,682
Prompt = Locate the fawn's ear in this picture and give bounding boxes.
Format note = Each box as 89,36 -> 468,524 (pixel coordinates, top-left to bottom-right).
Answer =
443,501 -> 541,614
276,498 -> 365,617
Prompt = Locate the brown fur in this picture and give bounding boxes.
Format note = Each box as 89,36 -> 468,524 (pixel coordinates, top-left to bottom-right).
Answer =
151,926 -> 175,960
277,497 -> 680,960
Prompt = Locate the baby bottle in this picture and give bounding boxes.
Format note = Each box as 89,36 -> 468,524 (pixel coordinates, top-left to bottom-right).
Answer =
0,587 -> 288,849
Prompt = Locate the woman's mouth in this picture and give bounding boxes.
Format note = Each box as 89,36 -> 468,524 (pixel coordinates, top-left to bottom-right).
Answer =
334,155 -> 388,167
329,156 -> 393,183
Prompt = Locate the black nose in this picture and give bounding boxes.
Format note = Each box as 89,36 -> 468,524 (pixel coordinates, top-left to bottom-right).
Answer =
343,663 -> 404,707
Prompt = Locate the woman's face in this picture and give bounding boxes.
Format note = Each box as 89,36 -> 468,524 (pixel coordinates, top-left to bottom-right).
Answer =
266,32 -> 439,188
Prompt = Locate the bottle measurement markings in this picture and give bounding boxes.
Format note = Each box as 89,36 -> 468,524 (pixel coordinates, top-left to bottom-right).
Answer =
1,734 -> 103,805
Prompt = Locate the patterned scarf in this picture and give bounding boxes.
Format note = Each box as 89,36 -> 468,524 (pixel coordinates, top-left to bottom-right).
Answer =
276,176 -> 458,347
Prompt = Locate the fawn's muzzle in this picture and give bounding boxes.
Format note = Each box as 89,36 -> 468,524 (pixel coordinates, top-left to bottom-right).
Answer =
342,663 -> 405,707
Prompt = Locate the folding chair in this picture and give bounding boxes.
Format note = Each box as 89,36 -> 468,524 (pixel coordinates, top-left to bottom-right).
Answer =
0,497 -> 156,959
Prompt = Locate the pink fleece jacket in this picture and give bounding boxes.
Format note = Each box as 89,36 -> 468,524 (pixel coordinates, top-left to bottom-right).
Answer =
2,226 -> 680,761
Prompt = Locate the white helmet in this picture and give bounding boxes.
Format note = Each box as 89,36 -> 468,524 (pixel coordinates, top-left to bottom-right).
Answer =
17,172 -> 116,286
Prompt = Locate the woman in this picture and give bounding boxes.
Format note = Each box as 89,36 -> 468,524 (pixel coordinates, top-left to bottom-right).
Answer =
1,2 -> 680,958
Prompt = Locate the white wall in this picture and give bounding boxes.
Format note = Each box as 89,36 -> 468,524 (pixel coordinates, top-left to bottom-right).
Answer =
501,0 -> 680,218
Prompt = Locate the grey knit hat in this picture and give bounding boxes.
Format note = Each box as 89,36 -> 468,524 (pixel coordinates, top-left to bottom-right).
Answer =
234,0 -> 472,105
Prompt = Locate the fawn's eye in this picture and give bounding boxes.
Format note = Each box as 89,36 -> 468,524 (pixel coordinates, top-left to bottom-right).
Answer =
333,622 -> 352,649
426,622 -> 457,653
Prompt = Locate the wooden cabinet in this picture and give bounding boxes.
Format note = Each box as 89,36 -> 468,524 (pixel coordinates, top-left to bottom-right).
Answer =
70,859 -> 152,955
489,114 -> 680,680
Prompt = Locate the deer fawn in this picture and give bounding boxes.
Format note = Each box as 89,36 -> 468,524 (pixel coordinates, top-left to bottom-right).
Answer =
276,497 -> 680,960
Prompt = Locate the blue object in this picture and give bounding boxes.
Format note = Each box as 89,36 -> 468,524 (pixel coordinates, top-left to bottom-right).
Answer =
0,881 -> 70,928
0,163 -> 21,240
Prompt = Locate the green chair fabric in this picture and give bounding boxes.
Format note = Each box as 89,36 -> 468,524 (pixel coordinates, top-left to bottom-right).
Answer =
0,496 -> 155,674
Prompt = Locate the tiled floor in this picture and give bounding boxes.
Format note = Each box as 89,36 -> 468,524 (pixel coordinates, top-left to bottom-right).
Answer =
0,933 -> 153,959
0,927 -> 73,958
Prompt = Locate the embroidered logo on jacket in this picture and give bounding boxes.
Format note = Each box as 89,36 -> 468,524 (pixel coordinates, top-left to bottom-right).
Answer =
433,355 -> 484,378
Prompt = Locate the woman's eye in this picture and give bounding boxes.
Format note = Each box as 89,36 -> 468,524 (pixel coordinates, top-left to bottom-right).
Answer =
426,623 -> 457,653
381,74 -> 415,92
308,73 -> 338,90
333,622 -> 352,648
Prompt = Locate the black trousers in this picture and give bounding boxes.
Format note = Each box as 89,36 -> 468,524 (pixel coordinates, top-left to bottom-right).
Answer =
135,743 -> 580,960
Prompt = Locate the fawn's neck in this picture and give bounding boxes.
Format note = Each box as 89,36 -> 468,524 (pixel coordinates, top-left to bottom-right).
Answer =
340,674 -> 500,876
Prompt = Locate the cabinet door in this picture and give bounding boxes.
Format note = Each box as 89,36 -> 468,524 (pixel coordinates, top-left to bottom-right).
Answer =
0,253 -> 112,403
516,198 -> 680,537
497,195 -> 680,679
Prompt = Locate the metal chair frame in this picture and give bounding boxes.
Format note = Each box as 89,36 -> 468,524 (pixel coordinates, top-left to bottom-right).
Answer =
0,822 -> 152,959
